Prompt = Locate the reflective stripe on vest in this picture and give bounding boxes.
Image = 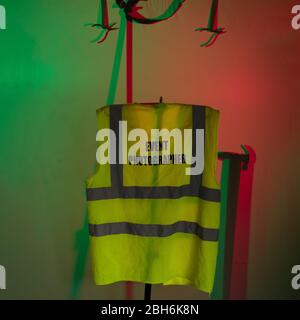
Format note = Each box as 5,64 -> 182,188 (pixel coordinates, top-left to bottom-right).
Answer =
89,221 -> 219,241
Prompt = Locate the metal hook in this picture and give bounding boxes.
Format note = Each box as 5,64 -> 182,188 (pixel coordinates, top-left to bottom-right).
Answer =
195,27 -> 226,47
91,23 -> 119,44
195,0 -> 225,47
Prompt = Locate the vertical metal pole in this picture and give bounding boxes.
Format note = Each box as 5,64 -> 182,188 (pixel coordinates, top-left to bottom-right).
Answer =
126,18 -> 133,103
144,284 -> 152,300
125,17 -> 134,300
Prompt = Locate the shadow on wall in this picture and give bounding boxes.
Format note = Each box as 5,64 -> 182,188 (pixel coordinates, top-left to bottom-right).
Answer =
70,7 -> 127,300
70,211 -> 89,300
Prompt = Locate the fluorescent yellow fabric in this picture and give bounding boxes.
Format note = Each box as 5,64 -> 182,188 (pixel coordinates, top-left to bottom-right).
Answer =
86,103 -> 221,294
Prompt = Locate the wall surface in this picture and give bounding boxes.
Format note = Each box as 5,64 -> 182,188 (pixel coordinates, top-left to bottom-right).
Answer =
0,0 -> 299,299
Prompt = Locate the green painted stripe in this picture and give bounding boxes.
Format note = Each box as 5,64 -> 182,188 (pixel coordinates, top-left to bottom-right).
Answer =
211,158 -> 230,299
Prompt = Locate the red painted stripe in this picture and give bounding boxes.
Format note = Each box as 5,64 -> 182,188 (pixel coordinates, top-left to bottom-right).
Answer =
102,0 -> 108,26
230,146 -> 256,299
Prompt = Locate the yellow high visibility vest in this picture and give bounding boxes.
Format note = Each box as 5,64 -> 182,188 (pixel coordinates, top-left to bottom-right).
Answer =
86,103 -> 221,294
